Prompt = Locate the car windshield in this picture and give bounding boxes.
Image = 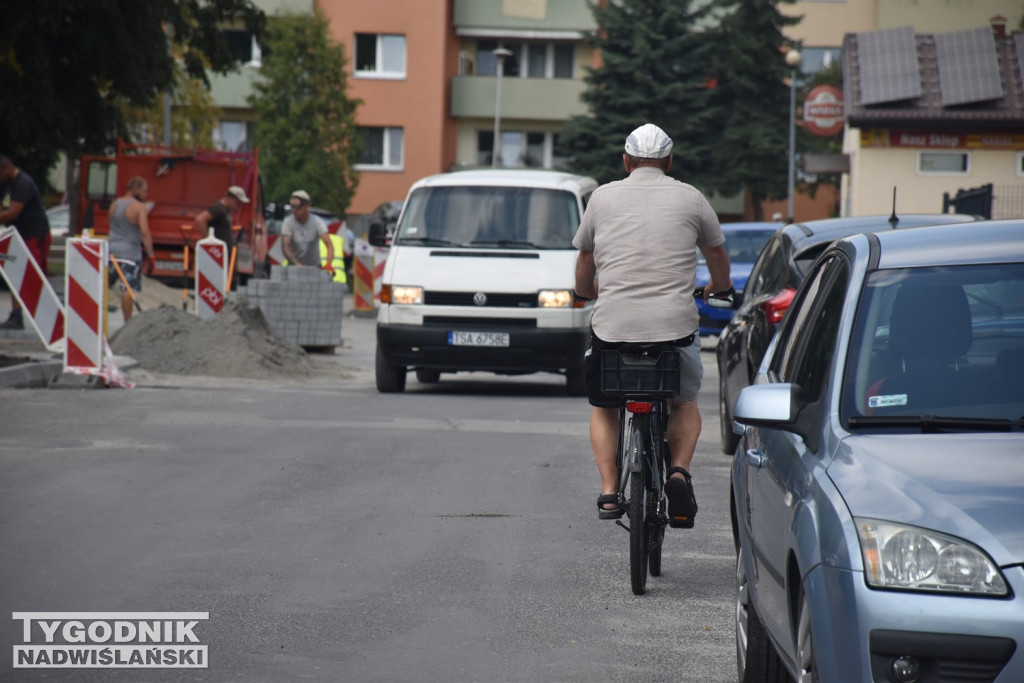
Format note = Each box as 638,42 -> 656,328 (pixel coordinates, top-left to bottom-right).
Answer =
841,263 -> 1024,426
394,186 -> 580,249
697,229 -> 774,265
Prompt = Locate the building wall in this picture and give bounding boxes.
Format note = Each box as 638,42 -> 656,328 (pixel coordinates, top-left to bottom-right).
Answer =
783,0 -> 877,47
844,132 -> 1023,215
877,0 -> 1023,32
318,0 -> 458,215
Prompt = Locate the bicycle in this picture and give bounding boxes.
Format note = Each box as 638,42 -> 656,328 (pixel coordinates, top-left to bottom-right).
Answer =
600,285 -> 734,595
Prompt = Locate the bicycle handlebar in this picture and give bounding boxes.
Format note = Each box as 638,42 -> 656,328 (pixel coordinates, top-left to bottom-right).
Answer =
693,285 -> 736,308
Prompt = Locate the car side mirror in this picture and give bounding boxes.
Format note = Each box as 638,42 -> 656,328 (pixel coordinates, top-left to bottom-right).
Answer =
734,383 -> 803,427
368,221 -> 389,247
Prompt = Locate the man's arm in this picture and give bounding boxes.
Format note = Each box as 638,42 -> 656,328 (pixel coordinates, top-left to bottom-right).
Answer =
320,233 -> 334,266
0,200 -> 24,226
281,234 -> 299,265
193,209 -> 212,240
699,243 -> 733,298
574,250 -> 598,299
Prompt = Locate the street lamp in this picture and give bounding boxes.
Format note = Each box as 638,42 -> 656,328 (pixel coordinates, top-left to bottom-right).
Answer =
786,49 -> 802,222
492,47 -> 513,168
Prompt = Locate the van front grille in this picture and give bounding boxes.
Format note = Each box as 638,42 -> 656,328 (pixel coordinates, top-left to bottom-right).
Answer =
424,291 -> 537,308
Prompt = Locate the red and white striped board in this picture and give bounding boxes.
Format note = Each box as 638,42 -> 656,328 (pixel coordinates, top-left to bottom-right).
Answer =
353,238 -> 374,313
195,231 -> 228,318
0,226 -> 64,351
373,247 -> 389,303
63,238 -> 106,372
266,234 -> 285,266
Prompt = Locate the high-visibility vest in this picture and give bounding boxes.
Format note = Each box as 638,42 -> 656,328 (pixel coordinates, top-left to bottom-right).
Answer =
320,233 -> 347,284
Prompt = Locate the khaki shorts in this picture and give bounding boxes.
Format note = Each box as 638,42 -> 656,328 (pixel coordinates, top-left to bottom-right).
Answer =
583,332 -> 703,408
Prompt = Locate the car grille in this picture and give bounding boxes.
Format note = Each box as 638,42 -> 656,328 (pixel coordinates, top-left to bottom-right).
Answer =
424,291 -> 536,308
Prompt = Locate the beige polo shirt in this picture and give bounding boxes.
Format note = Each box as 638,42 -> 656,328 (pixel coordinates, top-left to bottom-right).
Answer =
573,166 -> 724,342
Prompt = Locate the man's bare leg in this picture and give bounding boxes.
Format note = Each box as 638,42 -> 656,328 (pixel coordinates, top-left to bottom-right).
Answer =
667,399 -> 701,475
591,406 -> 620,506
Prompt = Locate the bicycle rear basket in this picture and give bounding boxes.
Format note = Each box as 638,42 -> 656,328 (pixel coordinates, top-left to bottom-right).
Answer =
600,349 -> 681,397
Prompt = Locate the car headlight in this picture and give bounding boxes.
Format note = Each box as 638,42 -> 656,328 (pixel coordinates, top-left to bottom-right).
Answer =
386,285 -> 423,305
537,290 -> 572,308
856,518 -> 1008,596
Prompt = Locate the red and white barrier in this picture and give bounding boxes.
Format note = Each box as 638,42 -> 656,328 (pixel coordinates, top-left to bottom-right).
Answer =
64,238 -> 106,371
374,247 -> 388,303
266,234 -> 285,266
61,238 -> 132,387
195,230 -> 228,318
353,238 -> 374,313
0,226 -> 64,351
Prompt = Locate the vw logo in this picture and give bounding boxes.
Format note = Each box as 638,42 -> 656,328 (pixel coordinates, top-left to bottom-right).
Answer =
473,292 -> 487,306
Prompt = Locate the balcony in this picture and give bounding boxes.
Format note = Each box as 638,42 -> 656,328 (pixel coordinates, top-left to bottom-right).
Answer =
451,76 -> 587,121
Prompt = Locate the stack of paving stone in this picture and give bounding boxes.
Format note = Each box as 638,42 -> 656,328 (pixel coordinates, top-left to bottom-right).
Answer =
236,266 -> 343,348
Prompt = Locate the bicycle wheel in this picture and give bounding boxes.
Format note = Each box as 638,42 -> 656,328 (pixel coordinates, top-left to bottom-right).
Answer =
627,417 -> 650,595
648,492 -> 664,577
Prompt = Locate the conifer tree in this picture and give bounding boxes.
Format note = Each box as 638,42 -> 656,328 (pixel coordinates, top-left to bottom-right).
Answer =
706,0 -> 800,217
250,11 -> 362,218
560,0 -> 719,185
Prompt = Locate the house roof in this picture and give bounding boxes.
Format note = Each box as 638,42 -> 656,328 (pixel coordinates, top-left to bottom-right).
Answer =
842,27 -> 1024,131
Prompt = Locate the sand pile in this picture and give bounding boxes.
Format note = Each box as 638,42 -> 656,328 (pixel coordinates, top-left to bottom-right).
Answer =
109,300 -> 313,379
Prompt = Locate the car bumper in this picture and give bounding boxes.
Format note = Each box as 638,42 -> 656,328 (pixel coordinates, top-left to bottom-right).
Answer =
803,563 -> 1024,682
377,322 -> 589,373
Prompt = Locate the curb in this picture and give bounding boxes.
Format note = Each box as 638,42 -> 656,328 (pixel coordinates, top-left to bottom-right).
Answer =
0,360 -> 63,389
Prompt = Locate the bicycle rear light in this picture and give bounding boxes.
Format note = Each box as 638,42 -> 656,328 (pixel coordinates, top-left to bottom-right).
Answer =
625,401 -> 654,413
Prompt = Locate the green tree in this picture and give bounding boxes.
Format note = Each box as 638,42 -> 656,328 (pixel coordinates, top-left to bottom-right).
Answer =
0,0 -> 265,190
706,0 -> 800,219
121,63 -> 220,149
559,0 -> 719,185
249,12 -> 361,218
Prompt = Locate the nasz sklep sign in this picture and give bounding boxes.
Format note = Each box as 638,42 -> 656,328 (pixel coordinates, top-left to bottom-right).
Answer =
12,612 -> 209,669
804,85 -> 845,137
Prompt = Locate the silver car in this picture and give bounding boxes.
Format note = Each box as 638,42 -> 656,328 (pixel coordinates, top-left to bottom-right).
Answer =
731,219 -> 1024,682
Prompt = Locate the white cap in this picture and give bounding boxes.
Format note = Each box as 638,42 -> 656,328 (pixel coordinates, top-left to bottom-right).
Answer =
624,123 -> 673,159
290,189 -> 311,204
226,185 -> 250,203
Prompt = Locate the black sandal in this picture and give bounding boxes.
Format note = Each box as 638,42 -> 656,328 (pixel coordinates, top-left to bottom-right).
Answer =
665,467 -> 698,528
597,493 -> 624,520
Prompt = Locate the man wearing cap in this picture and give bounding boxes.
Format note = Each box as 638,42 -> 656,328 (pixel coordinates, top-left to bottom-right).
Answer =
572,123 -> 733,528
281,190 -> 334,269
194,185 -> 250,248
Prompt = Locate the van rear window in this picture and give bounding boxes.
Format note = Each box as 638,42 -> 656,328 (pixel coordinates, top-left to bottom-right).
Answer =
394,186 -> 580,249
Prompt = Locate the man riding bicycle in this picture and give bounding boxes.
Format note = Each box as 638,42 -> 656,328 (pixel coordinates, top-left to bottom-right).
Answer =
572,123 -> 732,527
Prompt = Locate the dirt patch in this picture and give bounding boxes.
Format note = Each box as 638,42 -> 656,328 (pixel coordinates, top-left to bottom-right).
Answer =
109,300 -> 314,379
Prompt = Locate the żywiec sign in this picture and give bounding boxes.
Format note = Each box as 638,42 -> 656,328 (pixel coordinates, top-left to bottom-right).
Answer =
804,85 -> 844,137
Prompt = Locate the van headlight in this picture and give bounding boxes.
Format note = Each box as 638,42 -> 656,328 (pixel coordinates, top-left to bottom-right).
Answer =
385,285 -> 423,305
856,518 -> 1008,596
538,290 -> 572,308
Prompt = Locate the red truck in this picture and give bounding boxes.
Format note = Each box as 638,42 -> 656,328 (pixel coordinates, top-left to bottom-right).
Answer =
76,140 -> 267,281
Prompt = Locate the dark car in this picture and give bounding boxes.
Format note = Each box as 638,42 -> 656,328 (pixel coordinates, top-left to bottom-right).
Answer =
715,213 -> 979,454
695,222 -> 776,336
731,219 -> 1024,683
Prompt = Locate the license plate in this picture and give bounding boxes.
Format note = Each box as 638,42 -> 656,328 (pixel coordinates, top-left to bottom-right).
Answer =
155,260 -> 184,271
448,331 -> 510,347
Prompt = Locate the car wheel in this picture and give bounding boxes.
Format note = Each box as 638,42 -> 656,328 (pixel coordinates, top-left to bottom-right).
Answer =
566,367 -> 587,396
796,587 -> 819,683
736,543 -> 788,683
375,347 -> 407,393
720,369 -> 741,455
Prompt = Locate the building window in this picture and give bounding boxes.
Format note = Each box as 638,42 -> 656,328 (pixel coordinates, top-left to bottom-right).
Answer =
355,34 -> 406,78
476,41 -> 574,79
917,151 -> 969,175
477,130 -> 562,168
1017,152 -> 1024,178
799,47 -> 841,75
215,120 -> 251,152
357,127 -> 404,170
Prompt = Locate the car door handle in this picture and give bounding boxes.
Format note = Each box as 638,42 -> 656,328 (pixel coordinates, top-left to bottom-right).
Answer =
745,449 -> 765,469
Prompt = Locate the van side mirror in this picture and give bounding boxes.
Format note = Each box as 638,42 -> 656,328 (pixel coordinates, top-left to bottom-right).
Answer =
273,203 -> 285,221
368,221 -> 389,247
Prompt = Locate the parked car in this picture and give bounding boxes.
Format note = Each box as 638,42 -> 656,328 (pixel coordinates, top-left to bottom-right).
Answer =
45,205 -> 70,272
715,213 -> 979,454
695,221 -> 776,336
730,219 -> 1024,683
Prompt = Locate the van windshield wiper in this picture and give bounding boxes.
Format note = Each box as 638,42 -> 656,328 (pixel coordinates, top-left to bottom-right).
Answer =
395,236 -> 461,247
469,239 -> 546,249
847,415 -> 1020,432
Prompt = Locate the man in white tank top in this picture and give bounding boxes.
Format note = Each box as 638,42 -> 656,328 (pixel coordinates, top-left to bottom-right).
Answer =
107,176 -> 155,321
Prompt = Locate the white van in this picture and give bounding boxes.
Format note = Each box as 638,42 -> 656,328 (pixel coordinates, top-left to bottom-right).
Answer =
369,169 -> 598,394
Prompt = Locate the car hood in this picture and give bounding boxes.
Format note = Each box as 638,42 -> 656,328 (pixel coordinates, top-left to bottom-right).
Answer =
828,433 -> 1024,566
696,263 -> 752,289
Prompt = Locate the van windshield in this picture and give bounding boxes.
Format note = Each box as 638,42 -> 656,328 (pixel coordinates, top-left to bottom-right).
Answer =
394,186 -> 581,249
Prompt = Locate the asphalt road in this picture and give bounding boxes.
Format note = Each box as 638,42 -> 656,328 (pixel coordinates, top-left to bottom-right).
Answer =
0,312 -> 739,682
